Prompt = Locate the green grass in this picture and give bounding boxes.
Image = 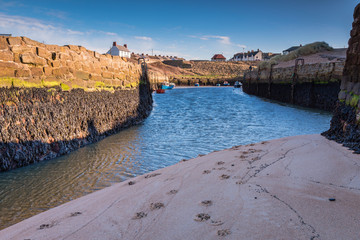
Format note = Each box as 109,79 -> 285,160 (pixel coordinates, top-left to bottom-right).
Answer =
60,83 -> 70,91
260,42 -> 333,69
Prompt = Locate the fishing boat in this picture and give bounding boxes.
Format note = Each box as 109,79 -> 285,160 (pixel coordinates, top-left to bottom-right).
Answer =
194,83 -> 200,87
234,81 -> 242,88
161,82 -> 175,90
223,81 -> 230,86
216,83 -> 221,87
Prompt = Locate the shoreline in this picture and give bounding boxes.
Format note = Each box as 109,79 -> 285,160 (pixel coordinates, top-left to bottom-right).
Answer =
1,134 -> 359,239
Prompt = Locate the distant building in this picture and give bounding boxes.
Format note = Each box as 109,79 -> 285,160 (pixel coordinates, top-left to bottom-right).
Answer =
0,34 -> 12,37
231,50 -> 263,61
282,45 -> 302,55
106,42 -> 131,58
262,52 -> 281,61
211,54 -> 226,62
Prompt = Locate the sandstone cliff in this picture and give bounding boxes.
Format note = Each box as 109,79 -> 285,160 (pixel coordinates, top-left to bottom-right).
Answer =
323,3 -> 360,152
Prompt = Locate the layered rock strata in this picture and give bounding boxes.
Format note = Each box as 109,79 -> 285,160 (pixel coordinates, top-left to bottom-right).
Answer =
323,3 -> 360,152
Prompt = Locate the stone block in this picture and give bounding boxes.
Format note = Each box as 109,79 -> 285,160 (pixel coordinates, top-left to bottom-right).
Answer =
59,53 -> 72,61
74,61 -> 83,70
22,37 -> 44,47
7,37 -> 22,46
0,37 -> 9,50
36,47 -> 51,59
94,51 -> 100,59
10,45 -> 36,54
13,53 -> 21,63
75,71 -> 90,80
15,69 -> 31,77
102,72 -> 113,79
21,52 -> 47,66
0,62 -> 17,77
46,45 -> 61,52
90,74 -> 102,81
43,67 -> 53,76
0,50 -> 14,61
79,46 -> 87,52
51,60 -> 60,68
66,45 -> 80,52
52,67 -> 69,77
30,67 -> 44,77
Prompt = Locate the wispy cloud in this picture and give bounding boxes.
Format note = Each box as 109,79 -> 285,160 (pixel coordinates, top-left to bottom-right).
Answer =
135,36 -> 152,41
0,13 -> 122,53
189,35 -> 246,49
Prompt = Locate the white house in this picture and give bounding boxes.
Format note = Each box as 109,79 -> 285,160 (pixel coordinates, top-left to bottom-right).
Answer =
106,42 -> 131,58
232,50 -> 263,61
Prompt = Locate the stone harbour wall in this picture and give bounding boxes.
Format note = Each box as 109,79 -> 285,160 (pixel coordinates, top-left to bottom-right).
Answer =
0,36 -> 153,171
322,3 -> 360,153
242,61 -> 344,111
0,85 -> 152,172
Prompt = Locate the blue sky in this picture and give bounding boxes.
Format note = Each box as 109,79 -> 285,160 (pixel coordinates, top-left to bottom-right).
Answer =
0,0 -> 358,60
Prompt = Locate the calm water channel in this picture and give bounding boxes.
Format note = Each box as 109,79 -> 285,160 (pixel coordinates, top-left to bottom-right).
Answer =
0,87 -> 332,229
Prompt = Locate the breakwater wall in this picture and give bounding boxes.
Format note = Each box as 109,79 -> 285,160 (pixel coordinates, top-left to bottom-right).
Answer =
242,61 -> 344,111
0,37 -> 153,171
323,3 -> 360,153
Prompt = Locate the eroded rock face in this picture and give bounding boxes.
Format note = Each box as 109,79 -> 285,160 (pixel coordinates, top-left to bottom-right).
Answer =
0,84 -> 152,171
0,36 -> 141,88
322,3 -> 360,152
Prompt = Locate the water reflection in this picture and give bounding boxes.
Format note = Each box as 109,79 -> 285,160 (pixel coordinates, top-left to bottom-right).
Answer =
0,87 -> 331,229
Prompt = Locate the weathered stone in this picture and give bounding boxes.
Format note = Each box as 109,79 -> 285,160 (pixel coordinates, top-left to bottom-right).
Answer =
59,53 -> 72,61
7,37 -> 22,46
22,37 -> 44,48
0,62 -> 17,77
94,51 -> 100,59
66,45 -> 80,52
102,72 -> 113,79
11,45 -> 36,54
51,60 -> 60,68
43,67 -> 53,76
75,71 -> 90,80
52,67 -> 69,77
0,50 -> 14,61
0,37 -> 9,50
30,67 -> 44,77
20,52 -> 46,66
79,46 -> 87,52
15,69 -> 31,77
36,47 -> 51,59
90,74 -> 102,81
46,45 -> 61,52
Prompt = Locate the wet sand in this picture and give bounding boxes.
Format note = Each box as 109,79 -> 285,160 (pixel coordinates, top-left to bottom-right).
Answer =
1,134 -> 359,240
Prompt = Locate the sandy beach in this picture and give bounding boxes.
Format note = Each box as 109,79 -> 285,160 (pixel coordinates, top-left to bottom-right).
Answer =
1,134 -> 359,240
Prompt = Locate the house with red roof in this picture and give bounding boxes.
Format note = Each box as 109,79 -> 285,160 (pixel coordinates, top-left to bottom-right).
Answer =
211,54 -> 226,62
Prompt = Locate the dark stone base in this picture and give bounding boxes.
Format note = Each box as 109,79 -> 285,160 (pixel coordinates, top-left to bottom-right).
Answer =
322,102 -> 360,153
242,82 -> 340,111
0,83 -> 153,172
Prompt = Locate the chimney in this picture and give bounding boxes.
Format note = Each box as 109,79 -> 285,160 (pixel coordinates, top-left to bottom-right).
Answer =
124,44 -> 127,48
251,50 -> 254,53
257,49 -> 259,51
113,41 -> 116,46
300,44 -> 302,47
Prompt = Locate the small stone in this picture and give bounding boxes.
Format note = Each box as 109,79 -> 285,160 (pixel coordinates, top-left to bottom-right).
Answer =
217,229 -> 231,236
128,181 -> 135,185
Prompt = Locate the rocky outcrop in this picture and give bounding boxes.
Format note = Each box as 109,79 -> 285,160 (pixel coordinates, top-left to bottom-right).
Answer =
0,37 -> 153,171
0,36 -> 141,89
322,3 -> 360,152
242,60 -> 344,111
